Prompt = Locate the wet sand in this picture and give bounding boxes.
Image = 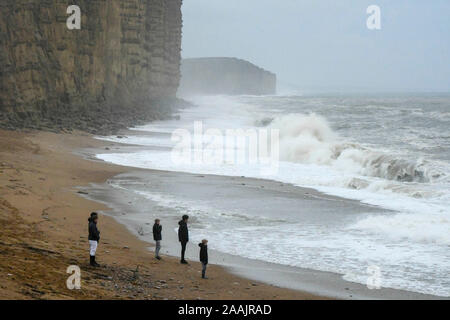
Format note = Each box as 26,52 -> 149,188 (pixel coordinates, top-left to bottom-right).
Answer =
80,142 -> 444,300
0,129 -> 444,300
0,130 -> 323,300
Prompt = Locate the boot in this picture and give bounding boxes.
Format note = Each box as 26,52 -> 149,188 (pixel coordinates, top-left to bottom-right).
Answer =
93,256 -> 100,267
90,255 -> 100,267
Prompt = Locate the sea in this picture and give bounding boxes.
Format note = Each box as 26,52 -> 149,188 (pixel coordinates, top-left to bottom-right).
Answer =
96,94 -> 450,297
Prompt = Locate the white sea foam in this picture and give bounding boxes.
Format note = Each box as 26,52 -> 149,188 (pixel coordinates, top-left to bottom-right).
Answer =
270,112 -> 444,184
96,95 -> 450,297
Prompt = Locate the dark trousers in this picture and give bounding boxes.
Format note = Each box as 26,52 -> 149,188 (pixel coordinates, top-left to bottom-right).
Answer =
180,241 -> 187,261
202,263 -> 207,278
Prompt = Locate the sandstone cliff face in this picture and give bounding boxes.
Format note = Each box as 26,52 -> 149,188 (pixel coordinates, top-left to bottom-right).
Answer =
178,57 -> 277,97
0,0 -> 183,133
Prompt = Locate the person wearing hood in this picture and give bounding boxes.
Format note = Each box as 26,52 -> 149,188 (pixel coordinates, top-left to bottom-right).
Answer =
178,215 -> 189,264
199,239 -> 208,279
88,212 -> 100,267
153,219 -> 162,260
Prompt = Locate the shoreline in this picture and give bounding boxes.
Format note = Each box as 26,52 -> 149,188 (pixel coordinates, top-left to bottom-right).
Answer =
0,129 -> 446,300
81,168 -> 444,300
0,129 -> 323,300
80,134 -> 446,300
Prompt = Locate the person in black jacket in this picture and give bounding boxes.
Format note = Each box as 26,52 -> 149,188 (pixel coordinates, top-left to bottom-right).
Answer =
199,239 -> 208,279
88,212 -> 100,267
153,219 -> 162,260
178,215 -> 189,264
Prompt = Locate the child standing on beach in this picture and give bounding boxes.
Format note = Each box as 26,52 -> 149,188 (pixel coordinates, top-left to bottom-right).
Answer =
198,239 -> 208,279
88,212 -> 100,267
153,219 -> 162,260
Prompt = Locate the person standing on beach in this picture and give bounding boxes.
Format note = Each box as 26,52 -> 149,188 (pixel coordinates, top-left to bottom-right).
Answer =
199,239 -> 208,279
178,215 -> 189,264
88,212 -> 100,267
153,219 -> 162,260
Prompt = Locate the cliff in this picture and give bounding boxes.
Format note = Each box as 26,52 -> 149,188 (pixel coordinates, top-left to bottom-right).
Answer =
177,57 -> 277,97
0,0 -> 183,134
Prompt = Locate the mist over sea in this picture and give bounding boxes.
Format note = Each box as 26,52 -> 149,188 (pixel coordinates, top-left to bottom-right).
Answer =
97,94 -> 450,297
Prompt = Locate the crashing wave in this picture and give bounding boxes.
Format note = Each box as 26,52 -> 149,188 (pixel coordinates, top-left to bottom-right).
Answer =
267,113 -> 444,183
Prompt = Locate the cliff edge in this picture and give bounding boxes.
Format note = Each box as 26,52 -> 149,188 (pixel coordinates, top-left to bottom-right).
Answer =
0,0 -> 183,134
178,57 -> 277,97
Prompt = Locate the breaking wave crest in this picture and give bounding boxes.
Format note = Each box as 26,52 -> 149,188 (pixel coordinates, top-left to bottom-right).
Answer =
267,113 -> 444,184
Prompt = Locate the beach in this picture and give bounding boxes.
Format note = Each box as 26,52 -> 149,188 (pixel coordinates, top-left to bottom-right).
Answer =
1,0 -> 448,304
80,137 -> 443,300
0,129 -> 323,300
0,128 -> 444,299
88,94 -> 450,298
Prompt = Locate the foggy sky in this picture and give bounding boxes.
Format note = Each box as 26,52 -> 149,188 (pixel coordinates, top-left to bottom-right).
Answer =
181,0 -> 450,93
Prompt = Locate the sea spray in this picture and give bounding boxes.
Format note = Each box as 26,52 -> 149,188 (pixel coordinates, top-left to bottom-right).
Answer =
267,113 -> 442,184
96,94 -> 450,297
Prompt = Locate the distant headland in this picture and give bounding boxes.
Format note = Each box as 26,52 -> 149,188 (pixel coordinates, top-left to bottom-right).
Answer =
178,57 -> 277,97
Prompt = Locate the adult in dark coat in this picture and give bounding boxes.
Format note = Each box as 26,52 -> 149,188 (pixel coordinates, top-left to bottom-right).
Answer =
88,212 -> 100,267
178,215 -> 189,264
